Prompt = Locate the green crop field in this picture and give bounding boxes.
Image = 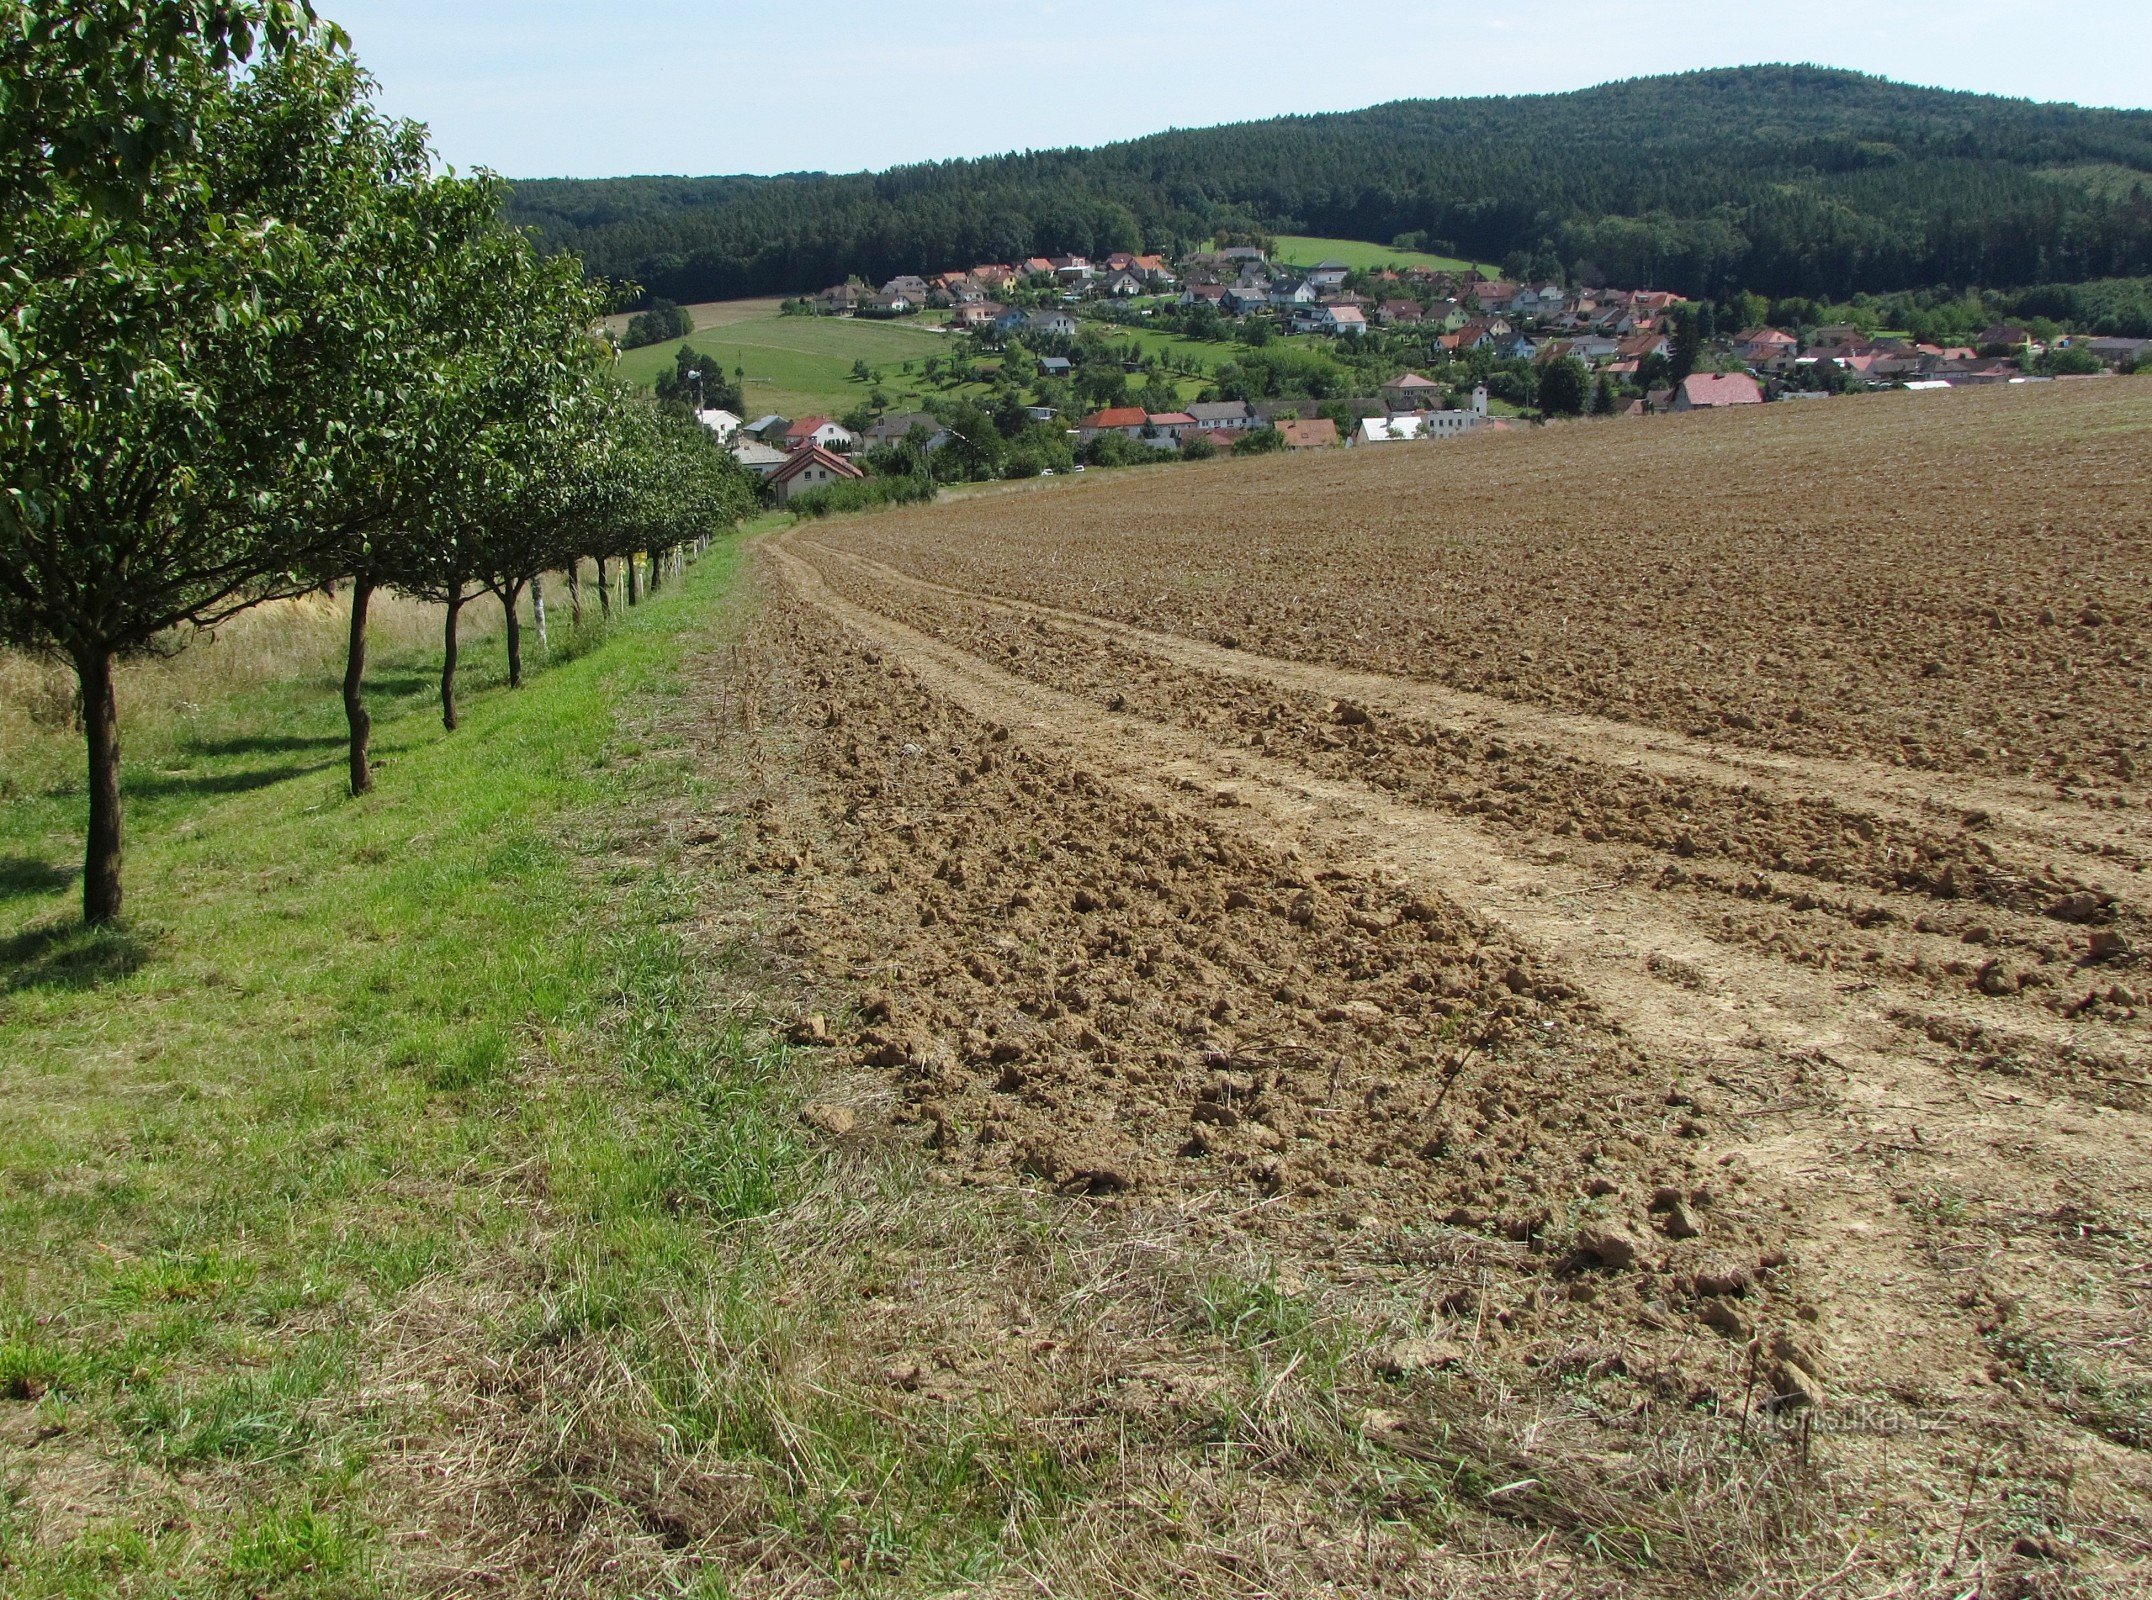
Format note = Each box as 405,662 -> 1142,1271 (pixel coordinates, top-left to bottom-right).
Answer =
612,301 -> 955,419
1270,234 -> 1499,278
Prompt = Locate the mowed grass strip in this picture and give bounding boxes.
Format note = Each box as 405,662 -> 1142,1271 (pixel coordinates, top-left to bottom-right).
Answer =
0,542 -> 808,1595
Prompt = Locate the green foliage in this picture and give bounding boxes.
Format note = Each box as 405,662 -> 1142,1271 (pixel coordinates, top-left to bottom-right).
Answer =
2037,344 -> 2105,375
1080,431 -> 1171,468
621,298 -> 694,348
507,67 -> 2152,304
1539,356 -> 1589,417
785,474 -> 938,518
2008,276 -> 2152,337
1213,345 -> 1351,401
1233,425 -> 1287,455
0,14 -> 758,923
654,344 -> 745,413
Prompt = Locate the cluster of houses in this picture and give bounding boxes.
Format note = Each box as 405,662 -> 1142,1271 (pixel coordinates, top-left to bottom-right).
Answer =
1074,382 -> 1516,454
814,253 -> 1176,324
691,407 -> 867,503
1732,322 -> 2149,387
1176,248 -> 1694,351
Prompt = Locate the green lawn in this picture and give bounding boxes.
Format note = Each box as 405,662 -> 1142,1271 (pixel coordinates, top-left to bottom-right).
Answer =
613,303 -> 954,420
0,538 -> 805,1595
1270,234 -> 1499,278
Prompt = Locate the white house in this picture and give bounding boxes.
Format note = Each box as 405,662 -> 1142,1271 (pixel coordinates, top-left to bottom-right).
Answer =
1306,259 -> 1351,290
768,444 -> 865,504
1353,387 -> 1492,444
1185,400 -> 1254,431
695,408 -> 742,441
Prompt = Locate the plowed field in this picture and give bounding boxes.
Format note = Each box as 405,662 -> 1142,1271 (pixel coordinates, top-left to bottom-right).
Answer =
725,381 -> 2152,1595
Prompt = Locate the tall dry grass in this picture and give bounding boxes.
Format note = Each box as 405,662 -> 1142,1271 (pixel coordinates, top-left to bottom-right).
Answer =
0,590 -> 499,798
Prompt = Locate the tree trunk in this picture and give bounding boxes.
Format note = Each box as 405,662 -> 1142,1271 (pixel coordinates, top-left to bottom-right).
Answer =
648,545 -> 663,595
531,572 -> 549,655
568,564 -> 583,628
77,646 -> 123,926
344,577 -> 375,796
626,552 -> 641,606
596,556 -> 610,617
503,580 -> 525,688
442,589 -> 464,731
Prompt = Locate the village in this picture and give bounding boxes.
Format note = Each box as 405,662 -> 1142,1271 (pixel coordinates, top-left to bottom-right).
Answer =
681,242 -> 2149,500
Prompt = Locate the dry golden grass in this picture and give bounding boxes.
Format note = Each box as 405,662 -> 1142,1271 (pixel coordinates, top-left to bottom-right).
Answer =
0,590 -> 500,798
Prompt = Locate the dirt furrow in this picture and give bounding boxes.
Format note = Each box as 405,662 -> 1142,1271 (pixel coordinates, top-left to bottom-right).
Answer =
773,535 -> 2152,1447
796,536 -> 2152,887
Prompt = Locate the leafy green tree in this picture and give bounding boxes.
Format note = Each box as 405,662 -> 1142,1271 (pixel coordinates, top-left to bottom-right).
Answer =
1539,356 -> 1589,416
0,12 -> 391,924
1591,373 -> 1618,414
653,344 -> 742,413
1668,304 -> 1702,380
620,298 -> 692,349
1233,425 -> 1286,455
2035,344 -> 2103,375
931,402 -> 1006,481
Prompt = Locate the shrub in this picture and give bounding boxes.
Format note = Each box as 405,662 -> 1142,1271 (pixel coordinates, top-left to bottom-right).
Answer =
785,475 -> 937,518
621,300 -> 693,349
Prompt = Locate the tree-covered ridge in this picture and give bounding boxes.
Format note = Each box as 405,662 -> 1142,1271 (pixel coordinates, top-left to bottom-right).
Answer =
505,66 -> 2152,305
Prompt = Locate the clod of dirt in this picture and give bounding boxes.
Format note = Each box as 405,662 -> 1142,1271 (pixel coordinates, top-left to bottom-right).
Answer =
1662,1200 -> 1704,1240
1698,1299 -> 1752,1340
1577,1224 -> 1644,1271
786,1013 -> 831,1046
800,1103 -> 858,1139
1694,1260 -> 1754,1298
2088,928 -> 2131,960
1769,1360 -> 1826,1411
1372,1335 -> 1469,1377
2045,890 -> 2106,923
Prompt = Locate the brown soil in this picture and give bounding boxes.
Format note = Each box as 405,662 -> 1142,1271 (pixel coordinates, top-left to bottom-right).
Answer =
724,383 -> 2151,1594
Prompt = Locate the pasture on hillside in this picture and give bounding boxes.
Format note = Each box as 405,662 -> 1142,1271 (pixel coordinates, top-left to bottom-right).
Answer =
1270,233 -> 1501,277
611,301 -> 955,419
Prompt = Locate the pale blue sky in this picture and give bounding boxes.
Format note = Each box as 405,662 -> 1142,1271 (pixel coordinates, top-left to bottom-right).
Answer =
325,1 -> 2152,179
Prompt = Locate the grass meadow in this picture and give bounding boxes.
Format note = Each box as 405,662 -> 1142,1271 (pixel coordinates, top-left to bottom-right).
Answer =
1270,234 -> 1499,277
610,301 -> 953,419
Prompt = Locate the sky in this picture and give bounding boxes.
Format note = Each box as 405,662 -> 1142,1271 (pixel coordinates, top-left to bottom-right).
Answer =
325,0 -> 2152,180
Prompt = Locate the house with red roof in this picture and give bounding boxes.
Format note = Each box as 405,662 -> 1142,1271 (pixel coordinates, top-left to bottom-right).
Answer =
1379,372 -> 1446,410
1146,411 -> 1198,443
1670,372 -> 1764,411
1078,406 -> 1149,441
768,444 -> 865,504
783,416 -> 856,453
1276,418 -> 1339,449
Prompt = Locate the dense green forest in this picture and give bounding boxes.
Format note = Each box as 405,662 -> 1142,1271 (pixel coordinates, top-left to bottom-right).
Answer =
506,66 -> 2152,308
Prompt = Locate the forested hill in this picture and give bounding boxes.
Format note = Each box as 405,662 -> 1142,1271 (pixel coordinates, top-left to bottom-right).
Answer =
506,66 -> 2152,306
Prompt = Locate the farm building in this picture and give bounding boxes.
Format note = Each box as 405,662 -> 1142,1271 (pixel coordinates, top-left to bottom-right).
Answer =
768,445 -> 864,504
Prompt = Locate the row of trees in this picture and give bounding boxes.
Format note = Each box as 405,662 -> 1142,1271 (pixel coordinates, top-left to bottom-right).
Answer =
0,4 -> 756,926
